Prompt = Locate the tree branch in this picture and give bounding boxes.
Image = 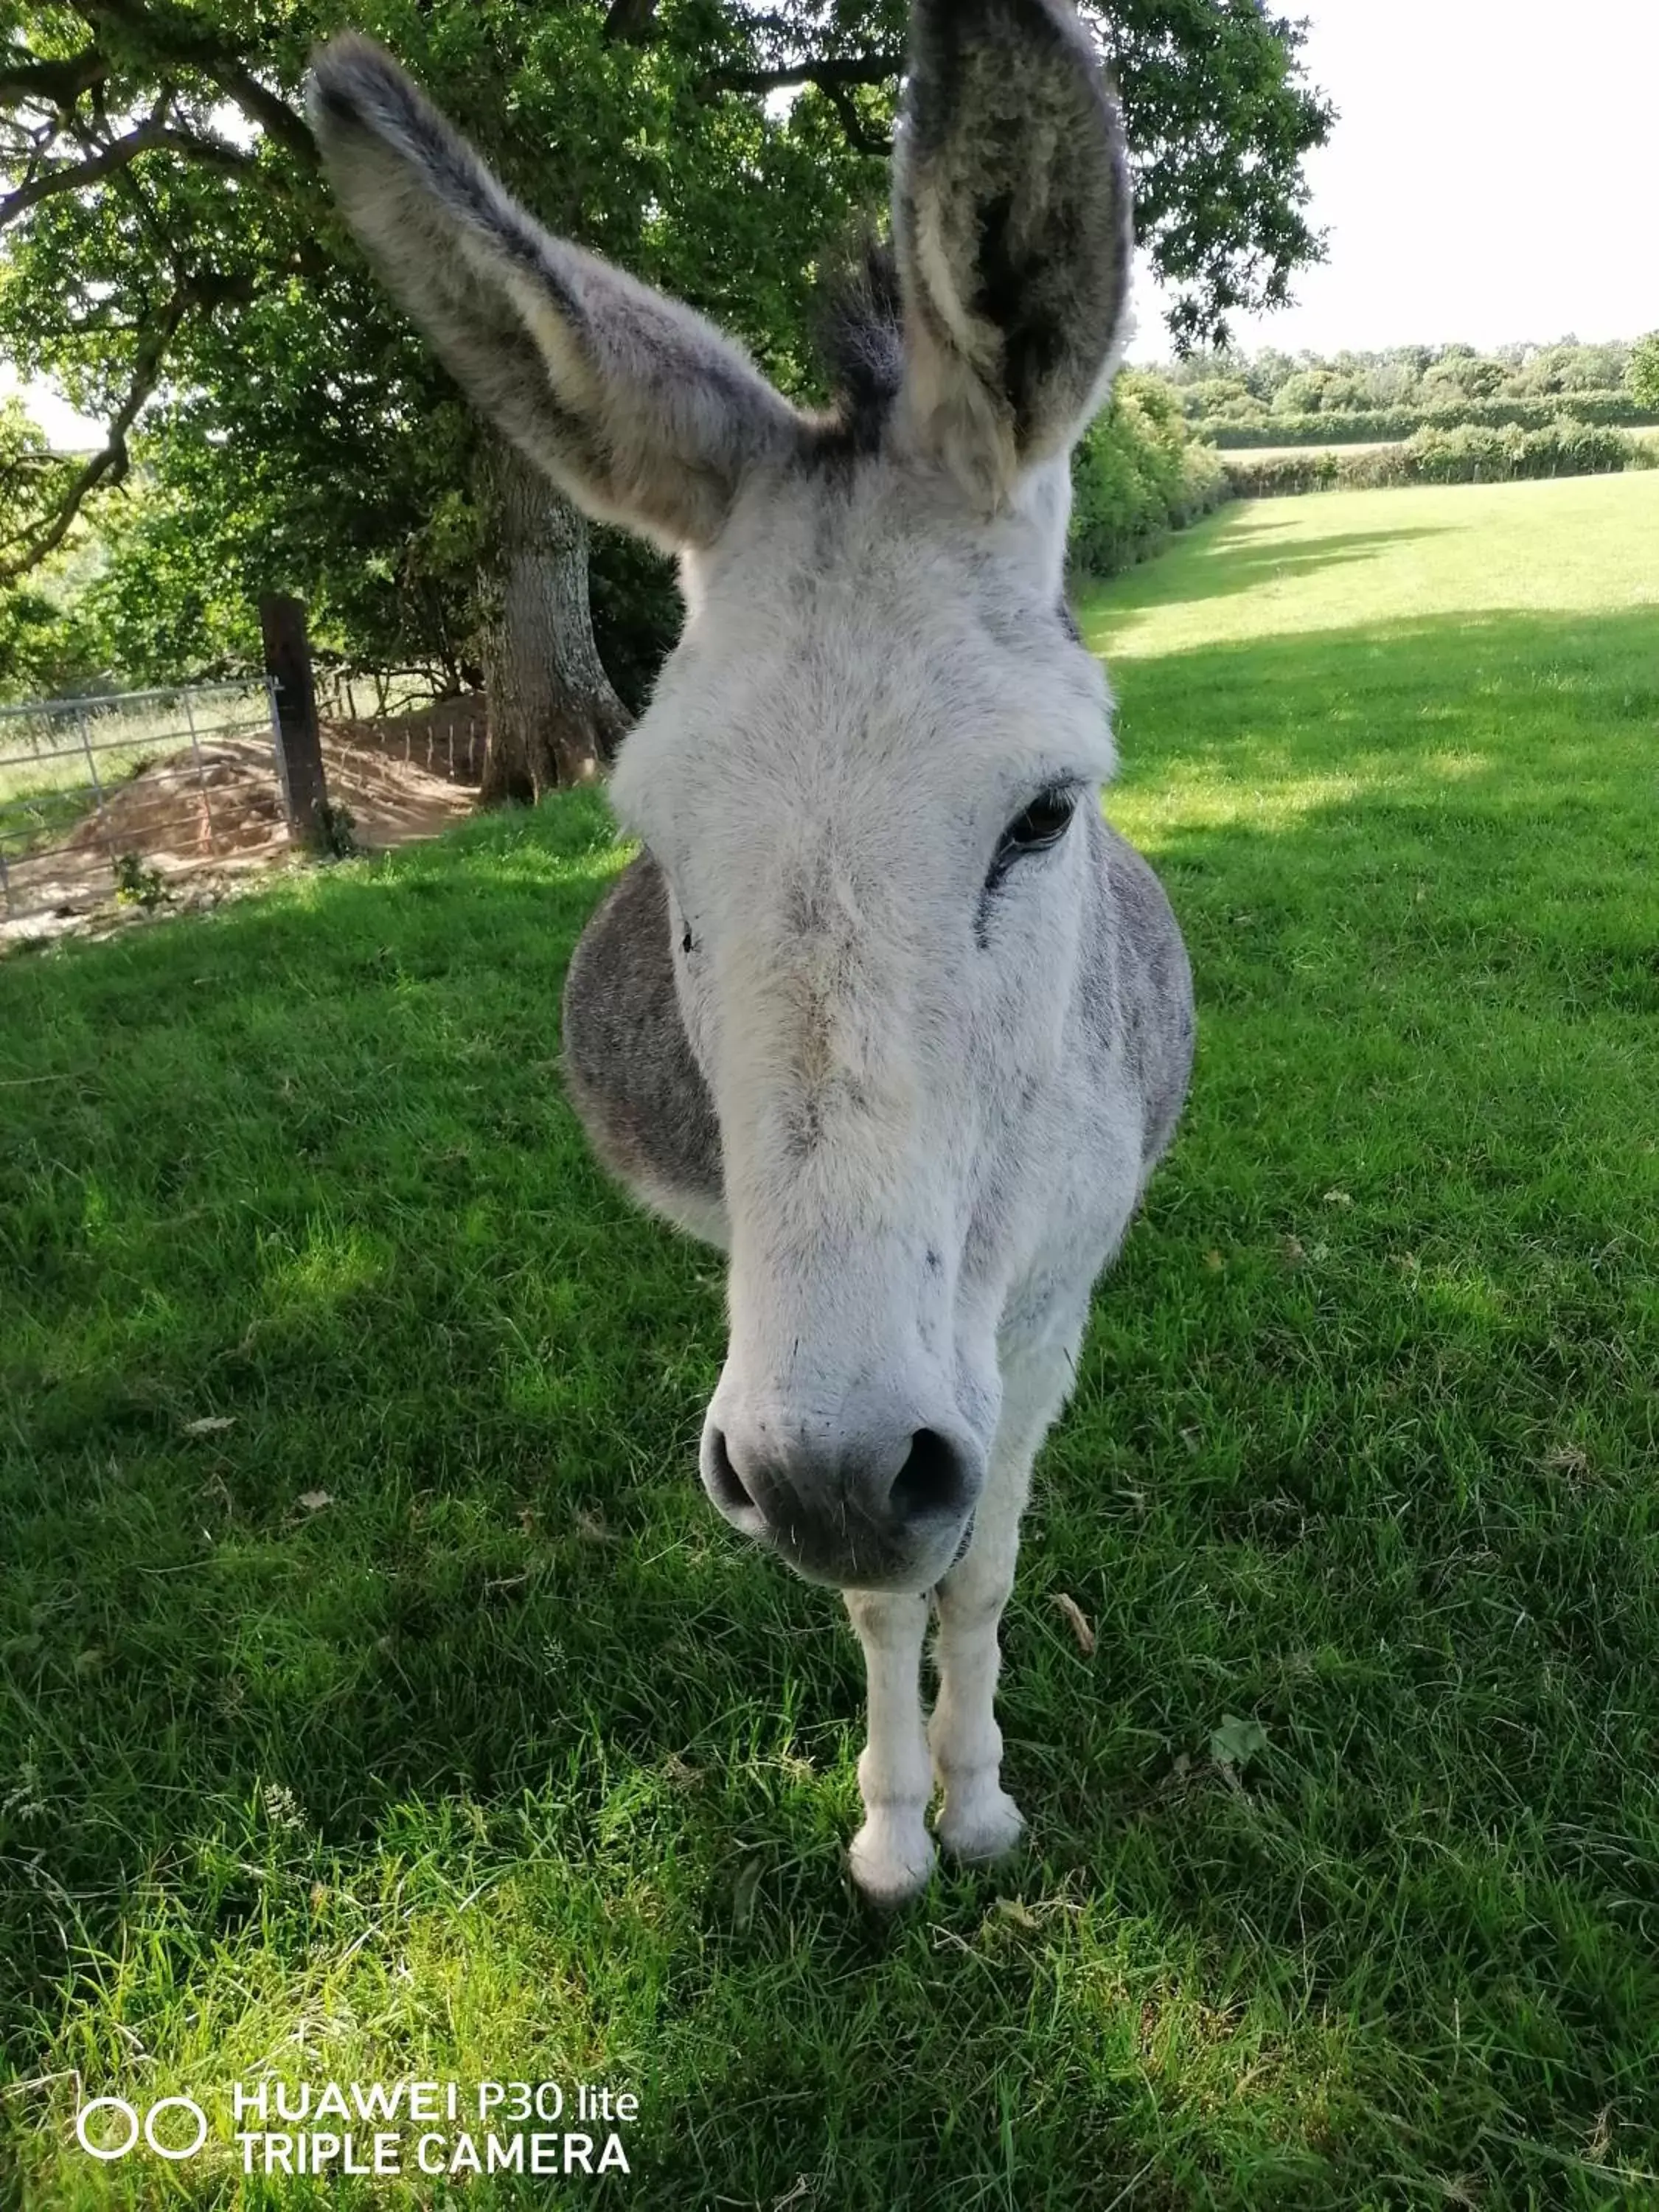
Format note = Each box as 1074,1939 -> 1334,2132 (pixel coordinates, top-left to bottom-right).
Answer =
69,0 -> 315,164
1,116 -> 164,228
0,44 -> 108,109
707,53 -> 903,97
0,291 -> 183,577
0,448 -> 74,482
601,0 -> 661,44
0,114 -> 254,229
201,52 -> 312,164
820,80 -> 891,159
0,259 -> 260,578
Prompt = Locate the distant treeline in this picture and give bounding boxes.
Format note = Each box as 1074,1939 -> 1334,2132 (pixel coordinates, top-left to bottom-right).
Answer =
1162,338 -> 1658,440
1222,418 -> 1656,499
1206,394 -> 1655,448
1082,335 -> 1659,506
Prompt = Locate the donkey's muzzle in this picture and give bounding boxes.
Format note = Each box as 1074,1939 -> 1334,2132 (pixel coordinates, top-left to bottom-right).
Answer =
700,1413 -> 982,1590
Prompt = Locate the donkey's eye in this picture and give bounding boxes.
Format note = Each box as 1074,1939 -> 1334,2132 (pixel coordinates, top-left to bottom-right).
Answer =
993,785 -> 1079,872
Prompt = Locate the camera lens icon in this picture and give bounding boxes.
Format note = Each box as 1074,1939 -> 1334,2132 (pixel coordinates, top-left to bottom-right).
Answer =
76,2096 -> 208,2161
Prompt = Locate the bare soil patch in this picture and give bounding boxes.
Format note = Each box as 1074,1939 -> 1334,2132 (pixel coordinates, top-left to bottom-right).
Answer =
1,703 -> 484,949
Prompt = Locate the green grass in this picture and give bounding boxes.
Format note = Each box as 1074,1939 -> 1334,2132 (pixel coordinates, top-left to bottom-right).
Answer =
3,475 -> 1658,2209
0,780 -> 99,862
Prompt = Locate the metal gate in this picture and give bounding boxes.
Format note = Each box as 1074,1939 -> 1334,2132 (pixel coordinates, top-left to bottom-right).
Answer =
0,677 -> 289,938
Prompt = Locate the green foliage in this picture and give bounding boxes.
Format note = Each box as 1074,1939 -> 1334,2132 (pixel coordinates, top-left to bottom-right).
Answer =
1403,416 -> 1638,484
112,851 -> 166,908
0,399 -> 108,697
1068,373 -> 1229,578
1207,392 -> 1658,448
0,452 -> 275,701
313,801 -> 360,860
1419,345 -> 1506,403
587,529 -> 681,717
1267,368 -> 1364,416
1509,338 -> 1632,395
1220,449 -> 1399,498
74,466 -> 262,683
1208,410 -> 1423,448
0,0 -> 888,692
0,567 -> 102,700
1096,1 -> 1333,350
0,397 -> 61,546
0,0 -> 1334,689
1631,333 -> 1659,411
1175,372 -> 1259,424
1171,340 -> 1658,449
1221,416 -> 1650,498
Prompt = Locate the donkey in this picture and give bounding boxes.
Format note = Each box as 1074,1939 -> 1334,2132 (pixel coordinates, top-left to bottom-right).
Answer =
310,0 -> 1194,1904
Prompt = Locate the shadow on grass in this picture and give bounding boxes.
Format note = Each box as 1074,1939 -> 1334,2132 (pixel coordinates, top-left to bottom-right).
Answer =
1082,507 -> 1453,613
1102,599 -> 1659,820
2,605 -> 1658,2206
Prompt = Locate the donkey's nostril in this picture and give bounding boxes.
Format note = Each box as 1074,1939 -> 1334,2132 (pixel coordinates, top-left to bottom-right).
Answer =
705,1426 -> 755,1514
888,1427 -> 971,1526
703,1407 -> 980,1576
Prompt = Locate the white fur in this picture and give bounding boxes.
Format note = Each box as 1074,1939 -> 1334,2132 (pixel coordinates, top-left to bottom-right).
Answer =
608,454 -> 1150,1899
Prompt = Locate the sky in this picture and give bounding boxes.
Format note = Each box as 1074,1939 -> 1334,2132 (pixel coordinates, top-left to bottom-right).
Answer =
1128,0 -> 1659,362
8,0 -> 1659,442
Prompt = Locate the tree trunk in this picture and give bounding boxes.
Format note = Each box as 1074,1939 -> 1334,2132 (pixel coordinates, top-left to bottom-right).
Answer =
476,438 -> 630,803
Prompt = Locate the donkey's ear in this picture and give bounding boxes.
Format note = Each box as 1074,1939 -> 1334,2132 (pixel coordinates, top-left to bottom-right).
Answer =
307,37 -> 800,549
891,0 -> 1133,505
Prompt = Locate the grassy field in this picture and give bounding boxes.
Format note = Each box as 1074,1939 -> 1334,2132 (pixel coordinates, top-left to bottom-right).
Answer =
2,474 -> 1658,2208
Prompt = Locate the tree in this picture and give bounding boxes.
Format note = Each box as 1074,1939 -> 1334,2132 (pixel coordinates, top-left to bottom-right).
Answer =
0,397 -> 105,693
0,1 -> 1332,776
1510,339 -> 1632,398
476,438 -> 627,801
1176,372 -> 1258,422
0,0 -> 883,773
1238,346 -> 1301,406
1270,366 -> 1364,415
1627,335 -> 1659,411
1422,347 -> 1505,404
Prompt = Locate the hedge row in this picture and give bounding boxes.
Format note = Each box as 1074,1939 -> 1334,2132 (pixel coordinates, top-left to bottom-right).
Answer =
1207,393 -> 1659,448
1222,418 -> 1657,498
1067,372 -> 1229,577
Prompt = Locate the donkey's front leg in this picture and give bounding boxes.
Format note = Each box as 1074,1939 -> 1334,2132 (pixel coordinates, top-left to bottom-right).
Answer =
929,1466 -> 1029,1862
931,1326 -> 1082,1863
844,1588 -> 934,1905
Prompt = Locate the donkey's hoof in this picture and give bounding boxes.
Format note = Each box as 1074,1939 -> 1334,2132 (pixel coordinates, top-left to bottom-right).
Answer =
936,1784 -> 1025,1864
849,1816 -> 936,1906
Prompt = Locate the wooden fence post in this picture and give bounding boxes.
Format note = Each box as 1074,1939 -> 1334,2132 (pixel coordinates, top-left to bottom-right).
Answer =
259,593 -> 330,846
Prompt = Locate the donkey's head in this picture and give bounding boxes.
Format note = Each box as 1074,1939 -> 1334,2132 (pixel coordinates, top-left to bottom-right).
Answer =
311,0 -> 1133,1593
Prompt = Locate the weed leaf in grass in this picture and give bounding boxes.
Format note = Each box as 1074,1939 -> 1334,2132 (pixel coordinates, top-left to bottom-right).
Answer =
1210,1714 -> 1270,1771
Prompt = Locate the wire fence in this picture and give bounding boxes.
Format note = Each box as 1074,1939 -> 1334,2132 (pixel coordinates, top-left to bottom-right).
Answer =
0,627 -> 490,944
0,679 -> 287,931
313,669 -> 487,787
